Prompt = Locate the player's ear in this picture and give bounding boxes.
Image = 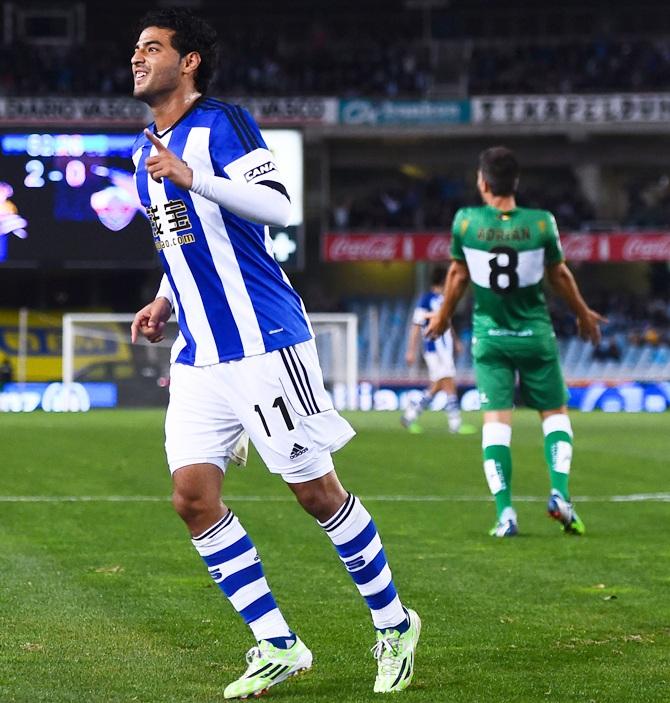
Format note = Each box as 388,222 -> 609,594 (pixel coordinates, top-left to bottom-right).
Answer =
182,51 -> 201,78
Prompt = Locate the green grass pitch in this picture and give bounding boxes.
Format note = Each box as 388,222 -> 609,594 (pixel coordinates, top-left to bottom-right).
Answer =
1,409 -> 669,702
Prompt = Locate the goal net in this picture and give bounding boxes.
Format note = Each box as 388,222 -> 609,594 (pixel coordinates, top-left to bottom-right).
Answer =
62,312 -> 358,409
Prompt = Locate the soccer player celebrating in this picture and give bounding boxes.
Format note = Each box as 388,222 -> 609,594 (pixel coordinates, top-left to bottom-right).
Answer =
402,266 -> 463,433
426,147 -> 606,538
129,9 -> 419,697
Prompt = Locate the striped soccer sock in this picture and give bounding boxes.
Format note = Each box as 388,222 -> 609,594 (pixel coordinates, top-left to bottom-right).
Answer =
445,393 -> 461,422
543,414 -> 573,501
445,393 -> 460,414
192,511 -> 292,642
418,391 -> 434,411
319,493 -> 407,632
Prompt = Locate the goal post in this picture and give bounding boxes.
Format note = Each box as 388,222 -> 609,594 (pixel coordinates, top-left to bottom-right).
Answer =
62,313 -> 135,386
308,313 -> 358,410
62,312 -> 178,407
62,312 -> 358,409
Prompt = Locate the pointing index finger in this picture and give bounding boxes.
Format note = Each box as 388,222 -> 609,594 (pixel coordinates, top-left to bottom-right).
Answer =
144,128 -> 166,151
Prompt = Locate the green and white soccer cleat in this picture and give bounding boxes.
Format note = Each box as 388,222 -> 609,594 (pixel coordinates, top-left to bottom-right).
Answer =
223,637 -> 312,700
372,608 -> 421,693
547,490 -> 585,535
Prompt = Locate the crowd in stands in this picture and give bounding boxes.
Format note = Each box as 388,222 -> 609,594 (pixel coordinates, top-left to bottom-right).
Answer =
331,166 -> 670,232
624,175 -> 670,228
330,172 -> 595,231
550,293 -> 670,363
351,291 -> 670,381
215,33 -> 431,98
518,181 -> 595,231
0,43 -> 130,96
331,176 -> 469,231
460,291 -> 670,367
5,25 -> 670,98
0,32 -> 431,98
468,38 -> 670,95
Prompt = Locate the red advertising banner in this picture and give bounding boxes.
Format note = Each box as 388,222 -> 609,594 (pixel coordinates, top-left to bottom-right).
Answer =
322,232 -> 670,262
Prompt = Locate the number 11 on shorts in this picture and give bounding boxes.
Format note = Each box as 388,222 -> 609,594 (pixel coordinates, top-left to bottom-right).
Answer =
253,396 -> 295,437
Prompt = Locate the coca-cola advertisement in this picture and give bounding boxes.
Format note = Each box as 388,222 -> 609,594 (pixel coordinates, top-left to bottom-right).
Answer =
322,232 -> 670,262
560,235 -> 596,262
617,234 -> 670,261
421,236 -> 452,260
323,235 -> 404,261
323,233 -> 453,262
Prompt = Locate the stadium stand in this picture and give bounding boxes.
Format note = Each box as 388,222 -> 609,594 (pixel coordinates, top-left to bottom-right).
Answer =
330,170 -> 595,231
5,2 -> 670,98
349,295 -> 670,382
467,39 -> 670,95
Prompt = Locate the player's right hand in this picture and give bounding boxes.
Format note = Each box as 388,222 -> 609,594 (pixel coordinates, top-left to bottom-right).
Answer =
131,297 -> 172,344
144,129 -> 193,189
577,308 -> 608,345
405,351 -> 416,366
424,312 -> 449,340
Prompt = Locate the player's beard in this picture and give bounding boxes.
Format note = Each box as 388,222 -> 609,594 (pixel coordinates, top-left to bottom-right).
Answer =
133,66 -> 180,105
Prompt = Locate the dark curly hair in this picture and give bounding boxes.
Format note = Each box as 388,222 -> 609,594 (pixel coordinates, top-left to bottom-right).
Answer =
136,8 -> 218,93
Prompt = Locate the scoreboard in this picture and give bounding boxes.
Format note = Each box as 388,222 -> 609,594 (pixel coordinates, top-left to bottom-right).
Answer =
0,129 -> 304,269
0,132 -> 154,267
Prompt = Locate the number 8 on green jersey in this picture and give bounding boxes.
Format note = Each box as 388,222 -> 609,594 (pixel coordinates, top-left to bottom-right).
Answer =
451,205 -> 569,411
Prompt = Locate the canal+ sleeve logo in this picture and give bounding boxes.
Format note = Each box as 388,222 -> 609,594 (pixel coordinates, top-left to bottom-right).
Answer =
244,161 -> 277,182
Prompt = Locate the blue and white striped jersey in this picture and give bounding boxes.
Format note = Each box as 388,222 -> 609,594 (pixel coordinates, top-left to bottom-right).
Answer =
413,291 -> 450,354
132,98 -> 312,366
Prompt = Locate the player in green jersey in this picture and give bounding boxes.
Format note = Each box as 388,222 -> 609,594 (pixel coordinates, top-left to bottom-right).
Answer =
426,146 -> 606,537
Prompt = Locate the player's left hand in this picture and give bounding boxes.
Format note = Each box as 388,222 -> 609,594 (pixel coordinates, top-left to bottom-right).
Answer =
131,296 -> 172,344
144,129 -> 193,189
577,308 -> 609,345
424,311 -> 450,340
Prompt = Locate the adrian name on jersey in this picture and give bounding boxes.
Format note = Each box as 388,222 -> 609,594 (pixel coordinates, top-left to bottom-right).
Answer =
477,226 -> 531,242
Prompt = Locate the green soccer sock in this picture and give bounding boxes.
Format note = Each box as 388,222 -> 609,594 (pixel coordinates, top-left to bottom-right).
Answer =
482,422 -> 513,519
542,414 -> 573,501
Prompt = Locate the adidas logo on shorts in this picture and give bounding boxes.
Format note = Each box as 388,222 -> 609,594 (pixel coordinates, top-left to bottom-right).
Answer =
290,443 -> 308,460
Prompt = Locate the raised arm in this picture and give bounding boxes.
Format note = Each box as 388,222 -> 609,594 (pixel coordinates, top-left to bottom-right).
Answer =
143,127 -> 291,227
546,261 -> 607,345
425,261 -> 470,339
190,171 -> 291,226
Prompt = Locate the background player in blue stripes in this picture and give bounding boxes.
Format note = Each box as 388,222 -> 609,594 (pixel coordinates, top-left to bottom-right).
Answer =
402,265 -> 463,434
129,9 -> 420,698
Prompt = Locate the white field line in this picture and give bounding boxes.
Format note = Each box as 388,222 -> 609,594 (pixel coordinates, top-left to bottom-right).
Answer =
0,493 -> 669,503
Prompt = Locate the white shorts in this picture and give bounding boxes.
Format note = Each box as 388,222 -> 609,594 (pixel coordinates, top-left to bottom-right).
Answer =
424,336 -> 455,382
165,339 -> 356,483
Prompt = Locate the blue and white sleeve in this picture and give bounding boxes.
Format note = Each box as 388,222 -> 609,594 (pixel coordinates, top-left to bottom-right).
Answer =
189,106 -> 291,226
211,106 -> 290,199
412,294 -> 431,326
156,274 -> 173,308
